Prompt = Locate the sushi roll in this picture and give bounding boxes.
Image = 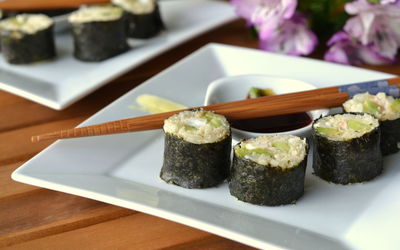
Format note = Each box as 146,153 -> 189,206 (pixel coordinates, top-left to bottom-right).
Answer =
229,135 -> 308,206
0,14 -> 56,64
343,92 -> 400,155
112,0 -> 164,38
312,113 -> 382,184
160,110 -> 231,189
69,5 -> 129,62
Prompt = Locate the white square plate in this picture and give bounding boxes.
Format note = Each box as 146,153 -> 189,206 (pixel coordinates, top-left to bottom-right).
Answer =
0,0 -> 236,110
13,44 -> 399,250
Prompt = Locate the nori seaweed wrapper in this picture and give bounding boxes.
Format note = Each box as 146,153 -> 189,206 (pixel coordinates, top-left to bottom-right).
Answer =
160,132 -> 231,189
0,25 -> 56,64
71,17 -> 129,62
229,146 -> 307,206
312,114 -> 383,184
379,118 -> 400,155
123,4 -> 164,39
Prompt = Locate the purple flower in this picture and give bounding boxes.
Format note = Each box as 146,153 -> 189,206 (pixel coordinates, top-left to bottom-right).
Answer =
324,31 -> 394,65
230,0 -> 297,39
344,0 -> 400,59
259,13 -> 317,55
380,0 -> 400,5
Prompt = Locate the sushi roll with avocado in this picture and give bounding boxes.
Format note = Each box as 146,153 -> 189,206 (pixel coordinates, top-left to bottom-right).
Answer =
112,0 -> 164,38
343,92 -> 400,155
0,14 -> 56,64
312,113 -> 382,184
160,110 -> 231,189
229,135 -> 308,206
69,5 -> 129,62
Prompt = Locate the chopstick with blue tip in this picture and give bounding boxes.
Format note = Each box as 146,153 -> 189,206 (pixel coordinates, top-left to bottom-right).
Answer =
31,77 -> 400,143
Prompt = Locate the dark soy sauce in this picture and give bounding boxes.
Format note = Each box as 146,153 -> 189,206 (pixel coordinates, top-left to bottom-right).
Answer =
231,112 -> 313,133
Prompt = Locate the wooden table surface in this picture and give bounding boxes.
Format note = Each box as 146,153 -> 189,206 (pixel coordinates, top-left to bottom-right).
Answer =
1,18 -> 400,250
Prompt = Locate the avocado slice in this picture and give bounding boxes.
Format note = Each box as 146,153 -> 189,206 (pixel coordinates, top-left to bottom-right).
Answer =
184,125 -> 197,131
316,127 -> 340,136
362,100 -> 381,115
235,147 -> 273,158
272,141 -> 290,152
347,120 -> 371,131
390,99 -> 400,113
200,113 -> 223,128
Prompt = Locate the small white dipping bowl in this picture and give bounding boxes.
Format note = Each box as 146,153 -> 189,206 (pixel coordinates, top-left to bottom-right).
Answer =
204,74 -> 329,139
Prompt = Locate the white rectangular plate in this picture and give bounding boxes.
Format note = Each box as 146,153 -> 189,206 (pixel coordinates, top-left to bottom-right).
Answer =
0,0 -> 236,110
13,44 -> 400,250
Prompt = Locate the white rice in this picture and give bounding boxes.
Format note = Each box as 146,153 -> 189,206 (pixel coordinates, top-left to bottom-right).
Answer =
112,0 -> 155,14
314,113 -> 379,141
343,92 -> 400,121
234,135 -> 307,169
69,5 -> 123,23
163,110 -> 230,144
0,14 -> 53,34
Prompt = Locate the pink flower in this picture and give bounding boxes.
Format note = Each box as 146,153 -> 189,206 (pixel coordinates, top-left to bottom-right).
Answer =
259,13 -> 317,56
381,0 -> 400,5
230,0 -> 297,39
344,0 -> 400,59
324,31 -> 394,65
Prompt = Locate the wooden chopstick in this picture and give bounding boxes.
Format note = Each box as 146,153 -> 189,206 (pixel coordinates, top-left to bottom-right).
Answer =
31,77 -> 400,143
29,91 -> 349,143
0,0 -> 110,11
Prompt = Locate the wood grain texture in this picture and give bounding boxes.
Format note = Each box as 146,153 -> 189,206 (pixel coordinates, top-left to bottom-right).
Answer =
1,18 -> 399,250
0,191 -> 134,247
0,162 -> 40,202
4,213 -> 251,250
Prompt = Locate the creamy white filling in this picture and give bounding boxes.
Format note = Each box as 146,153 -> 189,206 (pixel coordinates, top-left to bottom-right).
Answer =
235,135 -> 307,169
112,0 -> 155,14
163,110 -> 230,144
0,14 -> 53,34
69,5 -> 123,23
343,92 -> 400,121
314,113 -> 379,141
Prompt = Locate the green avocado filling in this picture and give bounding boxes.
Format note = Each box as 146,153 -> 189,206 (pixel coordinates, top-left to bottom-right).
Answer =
200,112 -> 223,128
390,99 -> 400,113
235,141 -> 290,158
316,127 -> 339,136
235,147 -> 273,158
362,100 -> 381,116
316,120 -> 371,136
272,141 -> 290,152
184,125 -> 197,131
207,118 -> 222,128
347,120 -> 371,131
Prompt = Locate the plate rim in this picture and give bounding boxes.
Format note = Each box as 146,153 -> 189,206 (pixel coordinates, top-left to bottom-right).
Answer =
0,0 -> 237,110
12,43 -> 397,250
